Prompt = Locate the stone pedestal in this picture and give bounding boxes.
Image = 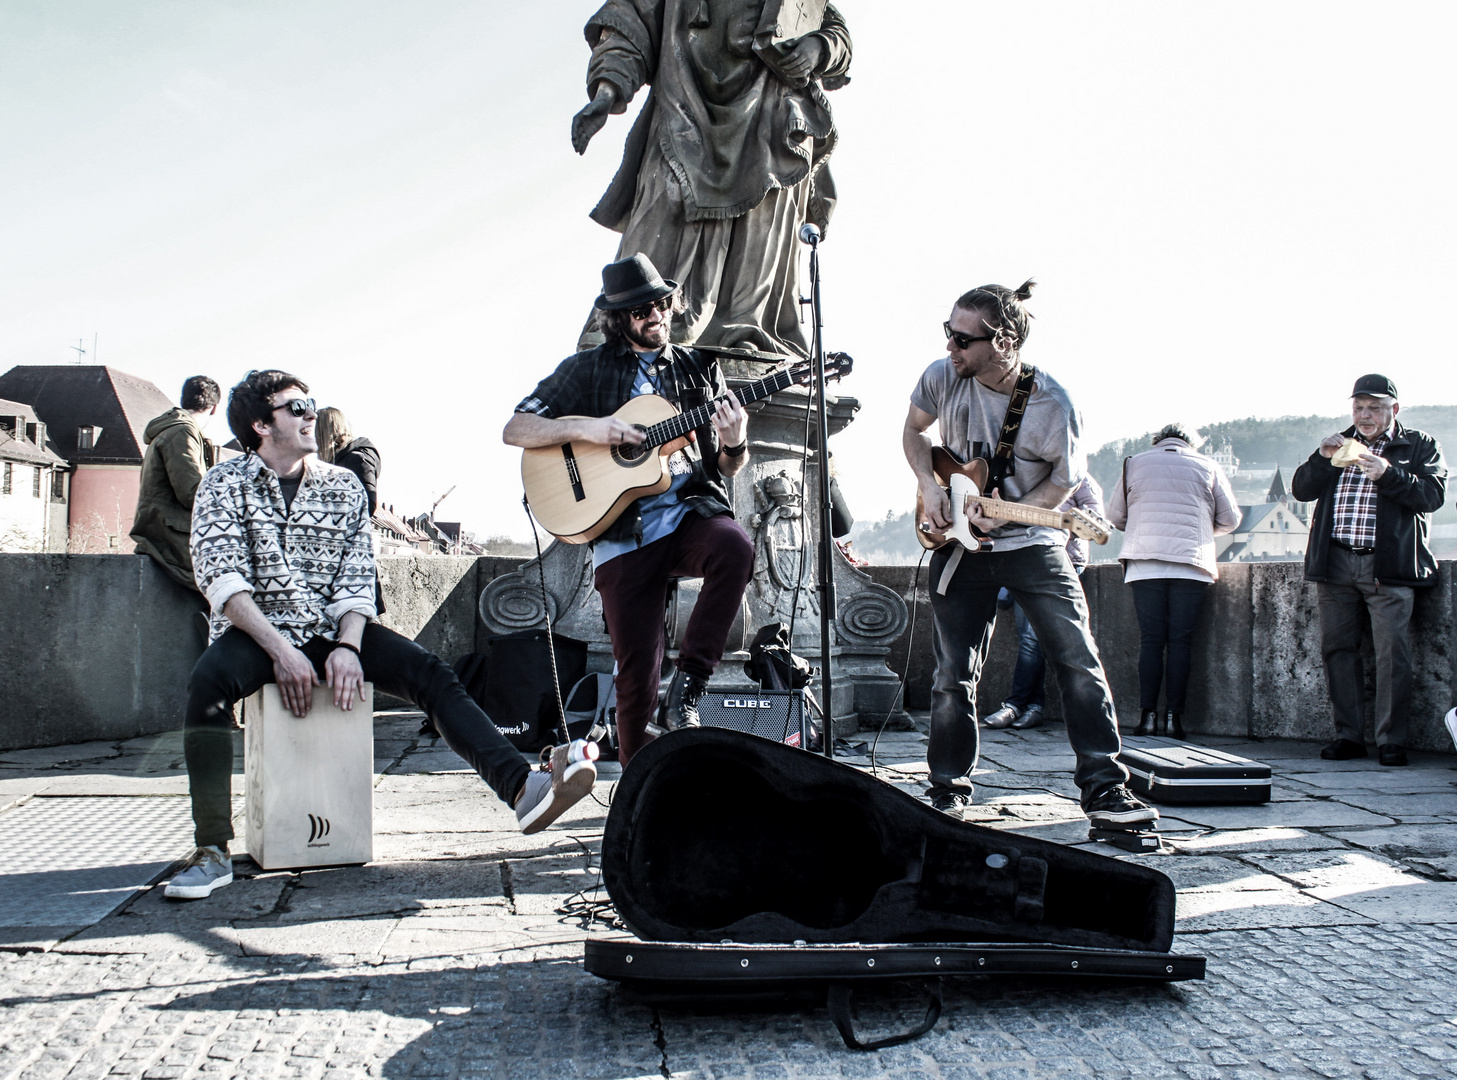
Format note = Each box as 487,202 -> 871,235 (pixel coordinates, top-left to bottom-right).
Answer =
481,378 -> 910,732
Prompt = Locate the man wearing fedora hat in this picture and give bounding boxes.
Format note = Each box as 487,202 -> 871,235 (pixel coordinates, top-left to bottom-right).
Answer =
1292,374 -> 1447,767
504,253 -> 755,765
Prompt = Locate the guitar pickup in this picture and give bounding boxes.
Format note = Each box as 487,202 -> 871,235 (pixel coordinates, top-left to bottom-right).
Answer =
561,444 -> 586,502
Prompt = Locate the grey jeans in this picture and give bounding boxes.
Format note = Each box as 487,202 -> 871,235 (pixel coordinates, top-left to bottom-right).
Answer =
1318,545 -> 1416,747
927,542 -> 1128,805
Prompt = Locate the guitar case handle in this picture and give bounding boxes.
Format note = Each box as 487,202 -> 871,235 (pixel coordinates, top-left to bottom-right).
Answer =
825,978 -> 944,1051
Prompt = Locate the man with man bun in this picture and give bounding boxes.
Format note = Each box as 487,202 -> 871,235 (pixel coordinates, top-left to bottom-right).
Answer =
902,280 -> 1158,831
1292,374 -> 1447,767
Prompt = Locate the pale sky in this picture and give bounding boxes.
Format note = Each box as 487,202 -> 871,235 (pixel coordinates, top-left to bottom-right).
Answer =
3,2 -> 1453,538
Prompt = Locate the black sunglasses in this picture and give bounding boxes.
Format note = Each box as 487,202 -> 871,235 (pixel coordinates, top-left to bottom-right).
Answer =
943,322 -> 995,350
627,295 -> 674,321
271,397 -> 316,418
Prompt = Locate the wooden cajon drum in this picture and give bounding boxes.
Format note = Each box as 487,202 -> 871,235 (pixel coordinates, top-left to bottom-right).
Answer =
243,683 -> 374,870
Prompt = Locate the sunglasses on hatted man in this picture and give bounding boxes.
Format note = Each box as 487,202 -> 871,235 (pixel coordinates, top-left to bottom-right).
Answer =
943,322 -> 995,350
271,398 -> 316,418
628,295 -> 674,321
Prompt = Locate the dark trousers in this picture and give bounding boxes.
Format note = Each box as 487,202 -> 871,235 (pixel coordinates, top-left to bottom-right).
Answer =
1129,578 -> 1209,713
928,543 -> 1127,804
1002,566 -> 1086,711
184,624 -> 530,848
594,512 -> 754,765
1318,546 -> 1415,747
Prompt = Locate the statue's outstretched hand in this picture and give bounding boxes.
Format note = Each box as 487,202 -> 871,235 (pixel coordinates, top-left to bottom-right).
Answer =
572,84 -> 619,154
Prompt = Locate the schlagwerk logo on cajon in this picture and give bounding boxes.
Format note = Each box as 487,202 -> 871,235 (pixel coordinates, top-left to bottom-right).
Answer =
306,814 -> 332,846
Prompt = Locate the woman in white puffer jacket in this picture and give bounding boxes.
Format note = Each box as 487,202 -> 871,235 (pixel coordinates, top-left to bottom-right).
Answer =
1106,424 -> 1242,738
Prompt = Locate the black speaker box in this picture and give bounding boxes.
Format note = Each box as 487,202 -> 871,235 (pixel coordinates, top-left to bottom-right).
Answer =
602,727 -> 1179,953
694,688 -> 806,746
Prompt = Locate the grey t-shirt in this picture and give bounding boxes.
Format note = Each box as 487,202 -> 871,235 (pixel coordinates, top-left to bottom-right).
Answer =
910,357 -> 1086,551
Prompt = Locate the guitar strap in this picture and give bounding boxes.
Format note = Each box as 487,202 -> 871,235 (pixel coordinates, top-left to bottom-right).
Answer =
987,363 -> 1037,486
936,363 -> 1038,596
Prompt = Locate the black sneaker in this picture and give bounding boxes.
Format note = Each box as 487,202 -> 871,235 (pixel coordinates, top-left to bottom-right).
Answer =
1084,785 -> 1159,830
930,792 -> 969,820
653,669 -> 708,734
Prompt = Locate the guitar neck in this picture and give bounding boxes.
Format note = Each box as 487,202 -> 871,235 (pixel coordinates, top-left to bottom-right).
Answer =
641,368 -> 796,449
966,495 -> 1068,531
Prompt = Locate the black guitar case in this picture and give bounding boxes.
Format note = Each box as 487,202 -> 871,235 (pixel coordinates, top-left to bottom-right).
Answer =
588,728 -> 1203,1049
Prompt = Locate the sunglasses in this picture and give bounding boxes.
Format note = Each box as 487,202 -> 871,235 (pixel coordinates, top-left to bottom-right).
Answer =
271,397 -> 316,418
944,322 -> 996,350
627,295 -> 674,321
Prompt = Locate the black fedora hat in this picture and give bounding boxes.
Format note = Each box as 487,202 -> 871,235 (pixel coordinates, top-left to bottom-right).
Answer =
595,253 -> 678,312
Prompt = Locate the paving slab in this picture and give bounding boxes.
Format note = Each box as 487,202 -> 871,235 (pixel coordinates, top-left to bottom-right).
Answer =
1157,800 -> 1396,830
1331,823 -> 1457,859
1167,825 -> 1349,854
1322,791 -> 1457,823
1308,880 -> 1457,923
1173,881 -> 1374,931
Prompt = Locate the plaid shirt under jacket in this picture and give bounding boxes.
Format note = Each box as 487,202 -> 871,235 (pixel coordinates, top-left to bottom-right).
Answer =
190,453 -> 378,646
1331,431 -> 1390,549
515,338 -> 729,426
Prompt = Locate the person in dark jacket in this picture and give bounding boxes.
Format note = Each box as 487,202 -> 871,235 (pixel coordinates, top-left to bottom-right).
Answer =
503,253 -> 754,765
316,408 -> 380,516
130,376 -> 221,590
316,407 -> 384,613
1291,374 -> 1447,767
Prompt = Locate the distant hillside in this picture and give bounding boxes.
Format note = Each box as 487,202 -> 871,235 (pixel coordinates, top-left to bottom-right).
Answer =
1089,406 -> 1457,508
852,407 -> 1457,565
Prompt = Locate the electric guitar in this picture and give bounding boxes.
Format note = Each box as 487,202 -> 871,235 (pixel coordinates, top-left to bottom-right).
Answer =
522,353 -> 853,544
914,447 -> 1112,552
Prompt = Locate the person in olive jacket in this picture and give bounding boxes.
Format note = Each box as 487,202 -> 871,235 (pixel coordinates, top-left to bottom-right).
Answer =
1291,374 -> 1447,767
130,376 -> 221,591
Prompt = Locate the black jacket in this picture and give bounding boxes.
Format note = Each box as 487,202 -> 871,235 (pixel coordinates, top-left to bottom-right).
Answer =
516,339 -> 734,543
335,437 -> 381,517
1290,421 -> 1446,587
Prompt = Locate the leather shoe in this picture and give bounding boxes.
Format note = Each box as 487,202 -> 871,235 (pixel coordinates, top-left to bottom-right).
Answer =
1133,709 -> 1158,736
1377,743 -> 1408,767
1166,711 -> 1185,740
1010,704 -> 1043,729
1320,738 -> 1367,761
982,705 -> 1019,729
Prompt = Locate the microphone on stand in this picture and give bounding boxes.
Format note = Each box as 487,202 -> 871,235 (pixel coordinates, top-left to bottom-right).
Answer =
798,222 -> 821,246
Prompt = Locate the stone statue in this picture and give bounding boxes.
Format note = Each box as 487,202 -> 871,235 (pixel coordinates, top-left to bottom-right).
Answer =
571,0 -> 852,360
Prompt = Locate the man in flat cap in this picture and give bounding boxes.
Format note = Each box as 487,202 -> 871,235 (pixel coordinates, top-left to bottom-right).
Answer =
504,253 -> 754,765
1292,374 -> 1447,766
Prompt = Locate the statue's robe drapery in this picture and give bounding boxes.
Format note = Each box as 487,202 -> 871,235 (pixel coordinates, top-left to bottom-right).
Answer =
583,0 -> 851,359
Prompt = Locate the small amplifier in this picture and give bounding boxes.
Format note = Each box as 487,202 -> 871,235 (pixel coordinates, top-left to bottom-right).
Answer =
695,688 -> 807,747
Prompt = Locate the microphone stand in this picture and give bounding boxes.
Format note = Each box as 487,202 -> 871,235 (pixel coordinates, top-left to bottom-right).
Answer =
800,226 -> 836,759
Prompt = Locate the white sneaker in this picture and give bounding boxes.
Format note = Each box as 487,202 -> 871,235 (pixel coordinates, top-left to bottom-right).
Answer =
515,742 -> 597,834
164,845 -> 233,900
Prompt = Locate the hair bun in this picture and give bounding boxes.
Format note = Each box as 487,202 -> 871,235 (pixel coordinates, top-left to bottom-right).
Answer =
1013,278 -> 1037,302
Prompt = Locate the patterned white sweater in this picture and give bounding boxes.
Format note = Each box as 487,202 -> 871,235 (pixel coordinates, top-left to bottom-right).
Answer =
191,453 -> 378,646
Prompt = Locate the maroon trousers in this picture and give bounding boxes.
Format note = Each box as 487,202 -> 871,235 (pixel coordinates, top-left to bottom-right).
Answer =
594,512 -> 754,764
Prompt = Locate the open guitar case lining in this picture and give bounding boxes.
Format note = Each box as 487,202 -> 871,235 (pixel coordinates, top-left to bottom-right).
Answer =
588,728 -> 1205,1050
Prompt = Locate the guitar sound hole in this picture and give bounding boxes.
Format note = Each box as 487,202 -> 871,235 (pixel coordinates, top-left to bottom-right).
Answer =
614,427 -> 650,464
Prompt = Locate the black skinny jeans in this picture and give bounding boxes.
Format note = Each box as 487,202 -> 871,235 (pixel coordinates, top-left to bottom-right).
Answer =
1128,578 -> 1209,714
184,624 -> 530,848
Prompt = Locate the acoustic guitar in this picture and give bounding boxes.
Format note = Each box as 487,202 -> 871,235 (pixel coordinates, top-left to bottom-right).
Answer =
523,353 -> 852,544
914,446 -> 1112,553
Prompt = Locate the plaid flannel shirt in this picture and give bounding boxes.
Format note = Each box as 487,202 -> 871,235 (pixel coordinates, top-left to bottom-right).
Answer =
190,453 -> 378,646
515,338 -> 729,426
1330,430 -> 1389,549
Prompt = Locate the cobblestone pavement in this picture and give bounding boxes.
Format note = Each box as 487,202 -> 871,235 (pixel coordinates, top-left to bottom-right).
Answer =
2,715 -> 1455,1079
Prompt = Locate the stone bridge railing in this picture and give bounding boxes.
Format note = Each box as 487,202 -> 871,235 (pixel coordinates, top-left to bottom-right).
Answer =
2,555 -> 1453,753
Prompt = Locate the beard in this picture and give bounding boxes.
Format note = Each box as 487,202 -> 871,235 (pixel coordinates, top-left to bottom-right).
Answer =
626,319 -> 670,351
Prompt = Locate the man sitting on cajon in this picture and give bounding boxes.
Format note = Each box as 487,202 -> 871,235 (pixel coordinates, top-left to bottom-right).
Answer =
165,369 -> 595,899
